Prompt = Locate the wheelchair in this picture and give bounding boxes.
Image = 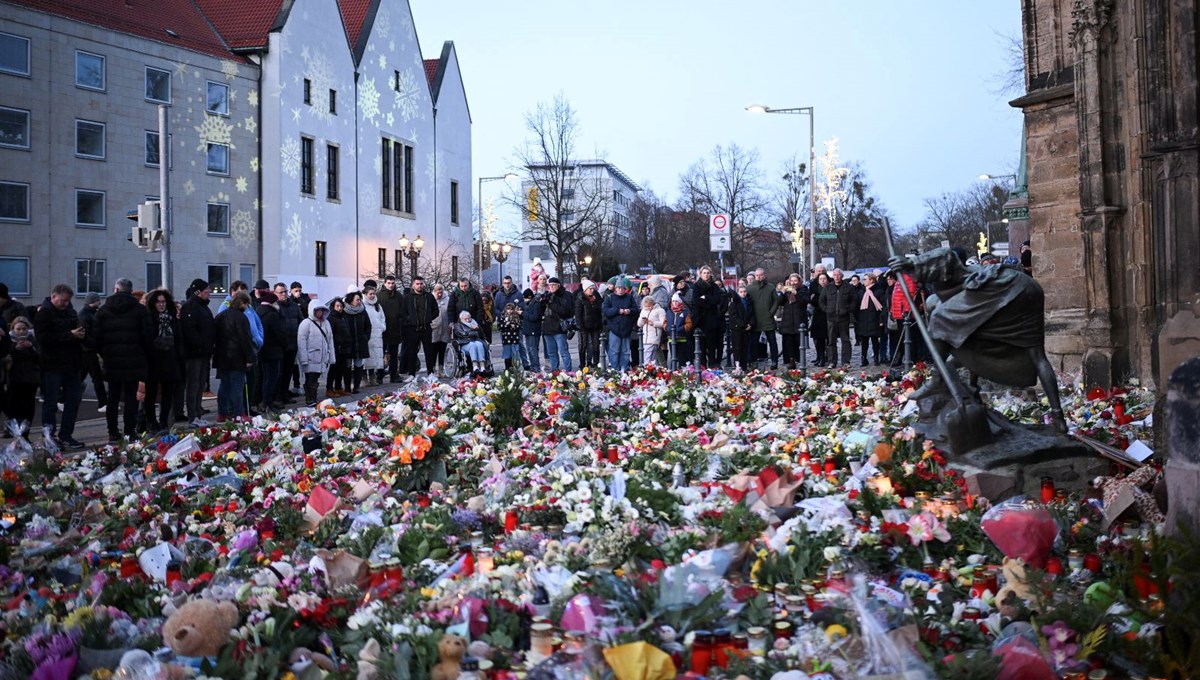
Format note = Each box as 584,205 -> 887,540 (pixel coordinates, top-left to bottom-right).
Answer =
441,330 -> 493,379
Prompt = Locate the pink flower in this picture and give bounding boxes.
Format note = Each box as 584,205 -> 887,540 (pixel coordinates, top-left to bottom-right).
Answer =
907,511 -> 951,545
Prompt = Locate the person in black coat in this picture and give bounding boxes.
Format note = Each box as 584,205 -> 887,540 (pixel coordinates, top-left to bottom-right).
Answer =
778,274 -> 810,370
727,283 -> 756,370
94,278 -> 153,441
213,291 -> 255,421
33,284 -> 87,447
398,277 -> 438,378
4,316 -> 39,431
447,278 -> 484,331
574,281 -> 603,369
520,288 -> 543,372
326,297 -> 352,395
273,283 -> 302,401
691,267 -> 726,368
77,292 -> 107,411
179,280 -> 216,425
341,291 -> 372,392
539,278 -> 574,371
143,289 -> 182,433
807,270 -> 829,366
255,291 -> 289,411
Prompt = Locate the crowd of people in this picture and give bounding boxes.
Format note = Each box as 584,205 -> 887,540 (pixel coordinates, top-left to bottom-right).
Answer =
0,251 -> 1022,448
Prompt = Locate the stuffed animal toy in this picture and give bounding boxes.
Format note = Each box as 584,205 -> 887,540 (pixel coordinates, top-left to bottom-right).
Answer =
162,599 -> 240,667
430,633 -> 467,680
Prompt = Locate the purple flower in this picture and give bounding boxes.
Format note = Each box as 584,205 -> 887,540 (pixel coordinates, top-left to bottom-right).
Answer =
451,509 -> 482,532
1041,620 -> 1075,646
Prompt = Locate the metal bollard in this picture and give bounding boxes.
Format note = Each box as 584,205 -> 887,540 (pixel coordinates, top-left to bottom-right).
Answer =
693,326 -> 704,372
903,313 -> 914,368
600,332 -> 608,371
799,319 -> 809,377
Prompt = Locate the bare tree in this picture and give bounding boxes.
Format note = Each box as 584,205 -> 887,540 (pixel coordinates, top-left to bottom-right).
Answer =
510,94 -> 610,279
767,154 -> 811,273
990,30 -> 1026,97
678,143 -> 768,274
916,182 -> 1008,253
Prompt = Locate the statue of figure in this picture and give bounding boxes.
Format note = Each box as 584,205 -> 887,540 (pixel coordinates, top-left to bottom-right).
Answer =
888,247 -> 1066,432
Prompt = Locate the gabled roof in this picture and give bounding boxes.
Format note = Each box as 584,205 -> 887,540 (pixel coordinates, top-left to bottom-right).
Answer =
192,0 -> 285,51
424,41 -> 470,122
337,0 -> 374,64
423,59 -> 439,89
5,0 -> 242,60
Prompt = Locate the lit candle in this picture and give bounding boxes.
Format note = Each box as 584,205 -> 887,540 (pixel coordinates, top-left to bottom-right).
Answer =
868,474 -> 893,496
477,547 -> 495,574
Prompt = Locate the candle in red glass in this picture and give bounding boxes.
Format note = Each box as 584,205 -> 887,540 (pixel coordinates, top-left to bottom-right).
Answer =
810,460 -> 822,475
385,561 -> 403,583
166,563 -> 182,587
690,631 -> 714,675
823,458 -> 836,474
1045,557 -> 1064,577
120,556 -> 140,578
504,510 -> 519,533
368,565 -> 386,589
1083,553 -> 1102,573
596,447 -> 606,463
607,446 -> 619,464
304,455 -> 314,470
1040,477 -> 1055,504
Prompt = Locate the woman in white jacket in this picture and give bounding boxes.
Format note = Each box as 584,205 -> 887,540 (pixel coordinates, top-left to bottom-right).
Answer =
362,285 -> 387,385
297,301 -> 335,406
637,297 -> 666,366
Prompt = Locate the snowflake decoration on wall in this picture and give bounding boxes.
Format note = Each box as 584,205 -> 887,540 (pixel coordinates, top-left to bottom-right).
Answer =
360,78 -> 381,124
285,213 -> 304,256
425,149 -> 437,184
303,49 -> 336,122
393,69 -> 420,123
209,191 -> 230,204
195,115 -> 234,151
375,8 -> 391,36
231,209 -> 255,247
281,137 -> 301,178
377,53 -> 387,71
221,60 -> 239,81
396,9 -> 413,43
248,90 -> 259,108
235,176 -> 248,193
360,183 -> 378,214
183,179 -> 196,195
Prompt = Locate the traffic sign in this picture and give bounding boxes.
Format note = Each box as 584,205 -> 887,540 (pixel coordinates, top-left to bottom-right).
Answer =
814,232 -> 838,239
710,234 -> 730,252
709,213 -> 730,236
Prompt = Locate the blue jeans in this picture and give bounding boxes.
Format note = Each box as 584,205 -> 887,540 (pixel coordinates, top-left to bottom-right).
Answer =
607,333 -> 631,371
217,369 -> 247,418
502,343 -> 520,361
543,333 -> 572,371
41,370 -> 82,439
523,334 -> 542,371
463,340 -> 487,362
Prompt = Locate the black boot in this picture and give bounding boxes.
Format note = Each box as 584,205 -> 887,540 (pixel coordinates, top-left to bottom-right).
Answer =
352,367 -> 363,393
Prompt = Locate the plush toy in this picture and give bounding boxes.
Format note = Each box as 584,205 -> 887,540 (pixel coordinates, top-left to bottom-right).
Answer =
162,599 -> 240,667
430,633 -> 467,680
289,646 -> 337,673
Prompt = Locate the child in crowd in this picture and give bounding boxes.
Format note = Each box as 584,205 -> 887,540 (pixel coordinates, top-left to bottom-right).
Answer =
498,303 -> 523,371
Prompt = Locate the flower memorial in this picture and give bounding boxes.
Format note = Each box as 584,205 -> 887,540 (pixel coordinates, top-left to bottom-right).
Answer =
0,366 -> 1195,680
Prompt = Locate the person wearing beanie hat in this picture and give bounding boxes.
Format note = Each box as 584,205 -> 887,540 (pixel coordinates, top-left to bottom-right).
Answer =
547,276 -> 561,285
254,279 -> 270,291
575,278 -> 603,368
581,279 -> 595,291
601,276 -> 637,370
191,278 -> 210,294
253,287 -> 287,414
257,291 -> 278,305
362,279 -> 378,291
77,288 -> 108,415
180,276 -> 216,426
84,292 -> 101,306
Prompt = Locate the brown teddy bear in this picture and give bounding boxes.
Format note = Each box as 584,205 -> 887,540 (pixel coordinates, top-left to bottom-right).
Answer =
430,633 -> 467,680
162,599 -> 240,664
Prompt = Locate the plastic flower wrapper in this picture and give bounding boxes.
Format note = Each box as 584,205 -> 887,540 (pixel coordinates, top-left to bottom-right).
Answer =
843,574 -> 933,678
602,641 -> 676,680
1,419 -> 33,470
980,497 -> 1059,568
656,543 -> 738,609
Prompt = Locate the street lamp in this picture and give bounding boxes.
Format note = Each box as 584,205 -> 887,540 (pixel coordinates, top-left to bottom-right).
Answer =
489,240 -> 513,284
578,253 -> 593,281
397,233 -> 424,282
747,104 -> 817,272
478,173 -> 519,270
978,173 -> 1016,182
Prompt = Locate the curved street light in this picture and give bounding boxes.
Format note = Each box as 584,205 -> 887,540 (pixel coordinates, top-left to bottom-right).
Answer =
746,103 -> 817,272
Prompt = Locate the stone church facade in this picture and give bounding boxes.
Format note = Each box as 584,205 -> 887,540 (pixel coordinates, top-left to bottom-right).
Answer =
1013,0 -> 1198,390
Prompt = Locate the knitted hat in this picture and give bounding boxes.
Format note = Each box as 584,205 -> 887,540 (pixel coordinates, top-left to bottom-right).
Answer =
253,279 -> 270,291
190,278 -> 209,292
346,284 -> 360,295
258,291 -> 278,304
581,278 -> 595,290
522,288 -> 534,299
547,277 -> 561,284
84,292 -> 101,305
615,277 -> 631,290
362,279 -> 378,291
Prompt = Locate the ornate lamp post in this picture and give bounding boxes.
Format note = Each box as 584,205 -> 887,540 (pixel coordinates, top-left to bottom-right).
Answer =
397,233 -> 424,282
490,240 -> 513,283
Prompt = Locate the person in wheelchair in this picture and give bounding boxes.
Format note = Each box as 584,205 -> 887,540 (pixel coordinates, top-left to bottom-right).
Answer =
453,310 -> 491,375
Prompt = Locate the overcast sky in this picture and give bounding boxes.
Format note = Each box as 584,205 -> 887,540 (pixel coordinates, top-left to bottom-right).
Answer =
411,1 -> 1024,234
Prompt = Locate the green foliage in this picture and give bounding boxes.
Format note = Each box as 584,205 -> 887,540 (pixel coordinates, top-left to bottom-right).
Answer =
488,369 -> 526,434
339,524 -> 388,560
625,477 -> 682,524
561,387 -> 597,429
96,577 -> 160,620
738,592 -> 775,629
699,503 -> 768,546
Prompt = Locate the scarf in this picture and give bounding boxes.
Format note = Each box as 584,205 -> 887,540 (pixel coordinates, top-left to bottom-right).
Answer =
860,286 -> 882,311
157,311 -> 174,338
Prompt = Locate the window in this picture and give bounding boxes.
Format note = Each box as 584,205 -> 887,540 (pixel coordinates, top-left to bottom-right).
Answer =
378,248 -> 387,278
75,51 -> 104,90
146,261 -> 162,290
451,255 -> 459,281
239,264 -> 255,286
207,202 -> 230,235
0,107 -> 30,149
0,33 -> 30,77
145,66 -> 170,103
75,259 -> 105,295
206,142 -> 229,175
450,180 -> 459,224
323,143 -> 338,200
206,81 -> 228,115
329,89 -> 336,114
381,137 -> 414,213
303,78 -> 311,104
145,131 -> 160,166
394,249 -> 402,275
75,189 -> 105,227
562,211 -> 575,223
563,188 -> 575,200
315,241 -> 327,276
0,257 -> 29,296
75,120 -> 105,159
300,136 -> 314,195
393,70 -> 400,91
207,265 -> 230,294
0,181 -> 29,222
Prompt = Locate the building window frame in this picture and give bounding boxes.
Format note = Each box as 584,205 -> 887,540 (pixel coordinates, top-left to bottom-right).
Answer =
326,143 -> 339,201
0,32 -> 30,77
450,180 -> 459,225
303,78 -> 312,105
207,201 -> 230,236
206,142 -> 229,176
0,181 -> 30,222
144,66 -> 171,103
377,248 -> 387,278
75,50 -> 105,91
75,258 -> 106,295
146,261 -> 162,290
300,136 -> 315,196
394,249 -> 402,276
206,264 -> 230,295
75,189 -> 105,228
380,136 -> 414,216
329,89 -> 336,114
0,256 -> 30,296
145,131 -> 160,167
315,241 -> 327,277
75,119 -> 106,160
205,80 -> 229,116
0,106 -> 30,150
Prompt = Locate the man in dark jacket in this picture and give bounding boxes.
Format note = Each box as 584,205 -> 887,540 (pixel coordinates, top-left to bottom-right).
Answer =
691,266 -> 725,368
255,291 -> 288,412
273,283 -> 301,402
377,275 -> 405,382
574,280 -> 603,369
601,278 -> 637,371
399,276 -> 438,378
180,279 -> 215,426
539,277 -> 574,371
819,268 -> 856,367
520,288 -> 542,372
447,278 -> 484,328
94,277 -> 153,441
78,291 -> 107,412
213,291 -> 255,421
746,268 -> 780,369
33,284 -> 87,448
493,275 -> 524,313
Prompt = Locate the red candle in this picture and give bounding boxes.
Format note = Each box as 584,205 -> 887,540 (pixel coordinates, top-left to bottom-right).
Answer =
607,446 -> 619,464
166,564 -> 182,587
1083,553 -> 1102,573
304,455 -> 314,470
385,562 -> 403,582
1040,477 -> 1055,504
810,460 -> 822,475
1045,556 -> 1064,577
120,556 -> 140,578
504,510 -> 519,533
823,458 -> 836,474
798,452 -> 811,466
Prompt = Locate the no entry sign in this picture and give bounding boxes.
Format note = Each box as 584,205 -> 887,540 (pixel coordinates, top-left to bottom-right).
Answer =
709,213 -> 729,236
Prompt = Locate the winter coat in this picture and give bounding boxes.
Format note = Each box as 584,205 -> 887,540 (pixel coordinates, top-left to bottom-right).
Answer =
94,291 -> 154,381
746,280 -> 779,332
540,289 -> 574,336
147,309 -> 183,383
400,290 -> 439,329
574,291 -> 604,331
453,319 -> 483,342
327,305 -> 353,360
807,280 -> 827,339
727,294 -> 756,333
521,294 -> 543,336
179,294 -> 216,360
217,295 -> 263,350
819,281 -> 856,320
297,303 -> 335,373
601,292 -> 637,338
0,298 -> 26,330
362,296 -> 387,369
276,297 -> 302,352
212,304 -> 255,372
448,286 -> 484,326
665,307 -> 693,342
890,273 -> 919,320
431,295 -> 452,343
255,303 -> 288,361
778,290 -> 809,335
6,329 -> 39,387
649,281 -> 671,311
691,278 -> 725,332
854,282 -> 887,338
493,284 -> 525,314
638,305 -> 667,345
79,303 -> 101,352
498,312 -> 523,345
377,287 -> 404,345
33,298 -> 84,373
342,301 -> 372,360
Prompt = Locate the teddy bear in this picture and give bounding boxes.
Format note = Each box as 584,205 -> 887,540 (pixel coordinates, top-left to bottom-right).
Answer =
161,599 -> 240,668
430,633 -> 467,680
